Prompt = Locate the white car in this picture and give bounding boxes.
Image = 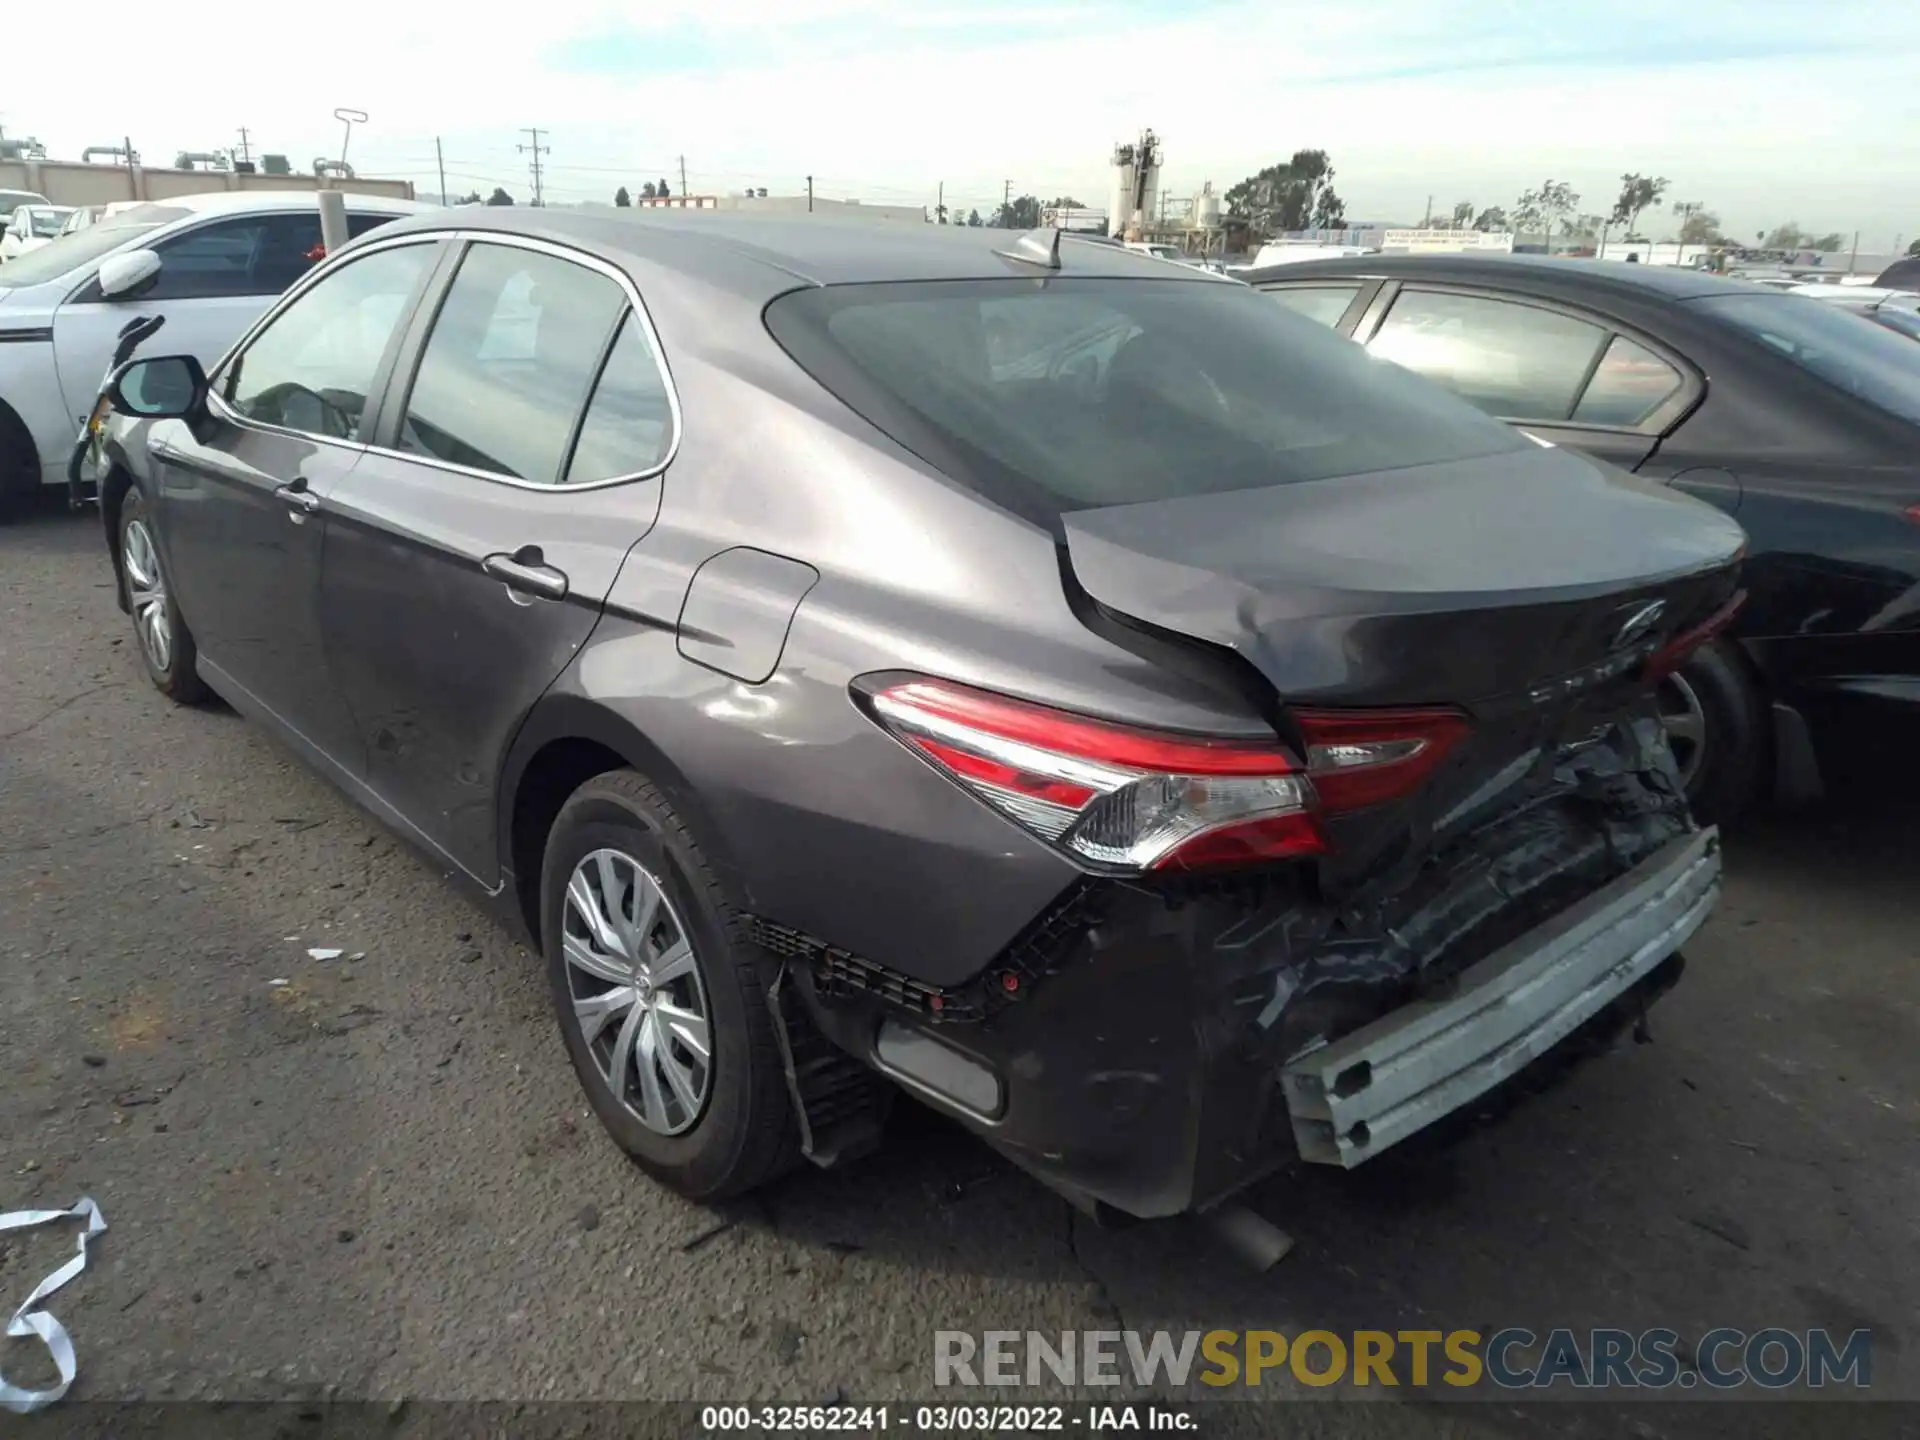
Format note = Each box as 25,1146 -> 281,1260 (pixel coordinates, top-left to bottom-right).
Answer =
0,189 -> 50,223
0,205 -> 74,261
0,190 -> 432,519
57,201 -> 146,238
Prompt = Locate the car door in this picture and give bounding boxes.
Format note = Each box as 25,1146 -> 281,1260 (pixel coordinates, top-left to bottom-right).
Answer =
317,235 -> 678,885
146,235 -> 444,766
1350,285 -> 1695,471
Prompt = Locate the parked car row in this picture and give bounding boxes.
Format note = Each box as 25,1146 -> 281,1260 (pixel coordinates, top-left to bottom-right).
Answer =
85,210 -> 1745,1219
1246,252 -> 1920,823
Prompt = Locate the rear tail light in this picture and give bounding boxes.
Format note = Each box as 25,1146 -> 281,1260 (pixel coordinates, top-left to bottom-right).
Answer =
1643,590 -> 1747,681
866,678 -> 1468,873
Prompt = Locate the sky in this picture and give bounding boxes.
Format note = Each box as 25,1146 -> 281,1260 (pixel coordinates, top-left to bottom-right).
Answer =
5,0 -> 1918,246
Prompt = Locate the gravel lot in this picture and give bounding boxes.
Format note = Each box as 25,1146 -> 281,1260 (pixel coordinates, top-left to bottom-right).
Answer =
3,499 -> 1916,1436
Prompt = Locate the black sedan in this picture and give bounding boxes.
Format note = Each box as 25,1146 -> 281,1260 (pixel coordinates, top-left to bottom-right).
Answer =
1245,254 -> 1920,822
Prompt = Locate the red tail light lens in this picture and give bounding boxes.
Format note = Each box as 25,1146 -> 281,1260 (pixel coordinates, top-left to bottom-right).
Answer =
1293,708 -> 1471,811
866,678 -> 1469,873
1643,590 -> 1747,681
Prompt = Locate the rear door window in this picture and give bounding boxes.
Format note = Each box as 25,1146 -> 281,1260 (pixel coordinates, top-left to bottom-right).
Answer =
394,241 -> 627,484
564,312 -> 676,482
1571,335 -> 1684,427
1367,289 -> 1609,422
1264,284 -> 1364,329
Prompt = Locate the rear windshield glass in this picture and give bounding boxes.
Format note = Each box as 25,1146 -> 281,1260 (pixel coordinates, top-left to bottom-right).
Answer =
765,277 -> 1527,524
0,220 -> 164,288
1694,292 -> 1920,425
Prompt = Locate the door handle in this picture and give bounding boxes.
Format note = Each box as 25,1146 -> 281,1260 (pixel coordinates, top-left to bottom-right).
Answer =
482,546 -> 570,601
275,478 -> 321,517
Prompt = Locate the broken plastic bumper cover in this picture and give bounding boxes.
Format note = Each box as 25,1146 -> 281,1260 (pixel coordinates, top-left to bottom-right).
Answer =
1281,827 -> 1720,1168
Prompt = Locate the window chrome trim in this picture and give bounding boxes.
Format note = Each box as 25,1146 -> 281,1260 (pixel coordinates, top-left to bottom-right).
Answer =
362,230 -> 684,494
204,232 -> 447,453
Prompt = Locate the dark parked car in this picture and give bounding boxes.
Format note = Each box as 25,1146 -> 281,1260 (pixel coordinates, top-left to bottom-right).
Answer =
1248,254 -> 1920,822
94,211 -> 1743,1221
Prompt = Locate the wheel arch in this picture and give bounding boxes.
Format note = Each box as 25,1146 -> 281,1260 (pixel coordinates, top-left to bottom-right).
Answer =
99,460 -> 138,613
497,694 -> 750,948
0,397 -> 40,509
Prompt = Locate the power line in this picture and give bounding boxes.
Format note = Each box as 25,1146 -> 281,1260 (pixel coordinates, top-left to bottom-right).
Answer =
517,126 -> 549,207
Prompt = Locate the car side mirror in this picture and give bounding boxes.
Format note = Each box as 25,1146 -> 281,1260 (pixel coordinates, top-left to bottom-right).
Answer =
108,354 -> 208,420
97,248 -> 162,301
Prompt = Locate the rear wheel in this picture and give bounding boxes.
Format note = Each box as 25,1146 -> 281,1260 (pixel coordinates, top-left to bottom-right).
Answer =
118,489 -> 209,704
540,769 -> 802,1200
1658,639 -> 1765,828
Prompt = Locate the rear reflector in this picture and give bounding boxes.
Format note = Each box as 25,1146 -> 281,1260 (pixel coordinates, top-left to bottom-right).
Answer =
866,678 -> 1470,873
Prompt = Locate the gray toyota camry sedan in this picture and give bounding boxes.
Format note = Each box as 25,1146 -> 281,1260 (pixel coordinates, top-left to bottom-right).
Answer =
93,208 -> 1746,1221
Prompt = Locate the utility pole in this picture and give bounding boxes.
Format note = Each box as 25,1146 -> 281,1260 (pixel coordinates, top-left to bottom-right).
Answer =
806,175 -> 813,212
435,137 -> 448,206
678,155 -> 688,198
1422,194 -> 1433,227
1848,229 -> 1860,275
519,127 -> 549,207
235,127 -> 253,167
937,180 -> 943,223
1004,178 -> 1012,222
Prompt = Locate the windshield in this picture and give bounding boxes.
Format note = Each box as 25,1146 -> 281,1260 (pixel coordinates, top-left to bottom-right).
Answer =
29,210 -> 71,237
0,221 -> 163,288
0,191 -> 48,220
765,277 -> 1528,525
1695,292 -> 1920,425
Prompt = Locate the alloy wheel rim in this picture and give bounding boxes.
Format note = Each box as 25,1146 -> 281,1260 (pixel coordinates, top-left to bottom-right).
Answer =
1655,672 -> 1708,792
122,519 -> 172,674
562,847 -> 712,1135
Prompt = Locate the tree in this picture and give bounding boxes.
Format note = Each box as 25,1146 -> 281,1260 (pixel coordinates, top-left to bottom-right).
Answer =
1514,180 -> 1577,251
614,186 -> 632,207
642,181 -> 657,198
1224,150 -> 1343,237
1473,205 -> 1509,233
1908,237 -> 1920,257
1673,202 -> 1722,246
966,209 -> 982,227
1763,222 -> 1817,250
1510,192 -> 1544,248
1046,195 -> 1085,209
486,187 -> 514,206
1810,232 -> 1844,251
659,176 -> 673,198
1563,213 -> 1606,246
454,190 -> 483,206
990,194 -> 1042,228
1610,174 -> 1668,238
1449,201 -> 1475,230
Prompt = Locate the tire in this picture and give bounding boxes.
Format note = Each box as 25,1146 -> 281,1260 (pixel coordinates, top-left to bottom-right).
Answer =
1658,638 -> 1766,829
0,405 -> 38,525
540,769 -> 802,1200
118,489 -> 210,704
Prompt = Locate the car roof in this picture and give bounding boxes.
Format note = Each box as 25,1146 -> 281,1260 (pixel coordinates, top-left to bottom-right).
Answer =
1238,251 -> 1769,302
371,205 -> 1227,291
125,190 -> 432,218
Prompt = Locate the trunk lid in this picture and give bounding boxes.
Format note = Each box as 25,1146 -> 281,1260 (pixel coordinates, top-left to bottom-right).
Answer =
1063,445 -> 1747,864
1061,445 -> 1747,713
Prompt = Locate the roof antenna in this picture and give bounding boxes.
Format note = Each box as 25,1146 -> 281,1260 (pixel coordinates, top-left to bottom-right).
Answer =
993,226 -> 1061,270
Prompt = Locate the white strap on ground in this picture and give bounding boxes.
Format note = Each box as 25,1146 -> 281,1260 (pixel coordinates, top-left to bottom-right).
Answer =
1,1196 -> 108,1414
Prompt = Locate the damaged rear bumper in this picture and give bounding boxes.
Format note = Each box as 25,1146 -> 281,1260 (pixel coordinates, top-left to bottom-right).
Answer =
786,743 -> 1716,1220
1280,827 -> 1720,1168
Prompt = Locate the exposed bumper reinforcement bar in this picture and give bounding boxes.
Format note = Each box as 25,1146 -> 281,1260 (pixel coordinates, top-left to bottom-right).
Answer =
1282,826 -> 1721,1168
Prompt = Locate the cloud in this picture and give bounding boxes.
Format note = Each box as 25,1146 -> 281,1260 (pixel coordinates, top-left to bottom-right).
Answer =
4,0 -> 1918,238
